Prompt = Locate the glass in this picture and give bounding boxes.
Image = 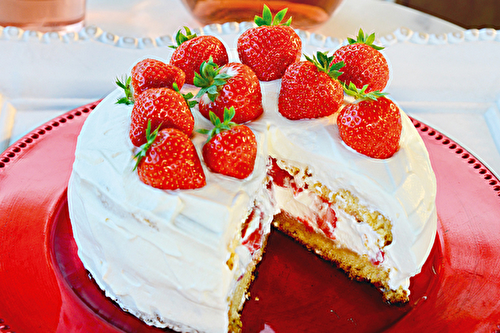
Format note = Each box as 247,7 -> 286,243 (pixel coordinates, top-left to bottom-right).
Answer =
0,0 -> 86,32
181,0 -> 344,30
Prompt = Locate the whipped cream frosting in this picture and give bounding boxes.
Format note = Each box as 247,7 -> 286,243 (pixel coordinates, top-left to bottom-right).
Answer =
68,50 -> 437,332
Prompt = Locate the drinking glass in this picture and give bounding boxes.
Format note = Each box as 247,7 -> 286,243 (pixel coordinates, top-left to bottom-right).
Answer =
180,0 -> 344,30
0,0 -> 86,32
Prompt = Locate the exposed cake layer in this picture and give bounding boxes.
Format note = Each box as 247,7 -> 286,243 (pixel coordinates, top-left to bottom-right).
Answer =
267,157 -> 408,302
69,65 -> 437,332
272,212 -> 407,303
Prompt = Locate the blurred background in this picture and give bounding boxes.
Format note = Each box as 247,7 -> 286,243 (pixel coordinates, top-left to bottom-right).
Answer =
2,0 -> 500,159
396,0 -> 500,29
178,0 -> 500,31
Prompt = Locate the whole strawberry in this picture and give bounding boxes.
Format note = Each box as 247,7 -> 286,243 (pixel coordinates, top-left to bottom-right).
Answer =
279,51 -> 344,120
194,58 -> 263,123
135,122 -> 206,190
116,59 -> 185,105
199,107 -> 258,179
333,29 -> 389,93
169,27 -> 229,85
129,87 -> 194,147
131,58 -> 185,99
337,84 -> 401,159
237,5 -> 302,81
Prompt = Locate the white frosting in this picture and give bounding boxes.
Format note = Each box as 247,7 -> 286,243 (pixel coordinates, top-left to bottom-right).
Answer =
69,88 -> 270,332
68,52 -> 437,332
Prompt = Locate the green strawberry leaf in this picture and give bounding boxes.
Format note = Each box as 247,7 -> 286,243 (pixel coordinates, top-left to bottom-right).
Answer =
183,92 -> 198,108
305,51 -> 344,80
197,128 -> 210,135
223,105 -> 236,123
209,110 -> 220,126
261,4 -> 273,25
133,120 -> 161,170
273,8 -> 287,25
169,26 -> 197,49
348,28 -> 385,51
115,76 -> 134,105
197,107 -> 238,142
255,4 -> 292,27
193,57 -> 232,101
366,31 -> 376,45
343,82 -> 388,101
172,82 -> 198,108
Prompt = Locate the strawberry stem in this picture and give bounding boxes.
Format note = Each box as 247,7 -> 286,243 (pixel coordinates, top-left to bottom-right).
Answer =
172,82 -> 198,108
197,107 -> 238,142
304,51 -> 344,80
115,75 -> 134,105
193,57 -> 232,101
133,120 -> 162,170
255,5 -> 292,27
169,26 -> 197,49
343,82 -> 388,101
347,28 -> 384,51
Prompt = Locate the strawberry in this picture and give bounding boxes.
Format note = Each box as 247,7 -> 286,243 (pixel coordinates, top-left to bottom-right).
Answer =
131,58 -> 185,100
135,122 -> 206,190
337,84 -> 401,159
241,206 -> 265,256
278,51 -> 344,120
316,202 -> 337,240
116,59 -> 185,105
169,27 -> 229,85
129,87 -> 194,147
199,107 -> 258,179
194,58 -> 263,123
237,5 -> 302,81
333,29 -> 389,93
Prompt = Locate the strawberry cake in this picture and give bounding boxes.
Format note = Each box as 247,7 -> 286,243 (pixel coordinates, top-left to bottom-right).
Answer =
68,9 -> 437,333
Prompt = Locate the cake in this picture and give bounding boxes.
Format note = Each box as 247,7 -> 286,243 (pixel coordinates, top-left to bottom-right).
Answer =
67,19 -> 437,333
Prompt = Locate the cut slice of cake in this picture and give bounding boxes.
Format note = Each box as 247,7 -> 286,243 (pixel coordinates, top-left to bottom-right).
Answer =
268,157 -> 408,303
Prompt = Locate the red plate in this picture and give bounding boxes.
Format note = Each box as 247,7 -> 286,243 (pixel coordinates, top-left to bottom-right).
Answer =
1,102 -> 500,333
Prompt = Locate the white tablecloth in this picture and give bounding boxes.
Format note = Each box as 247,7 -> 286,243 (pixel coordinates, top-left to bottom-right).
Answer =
2,0 -> 500,177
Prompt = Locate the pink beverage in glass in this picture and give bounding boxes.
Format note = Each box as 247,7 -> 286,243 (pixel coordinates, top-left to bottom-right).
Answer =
181,0 -> 344,30
0,0 -> 86,32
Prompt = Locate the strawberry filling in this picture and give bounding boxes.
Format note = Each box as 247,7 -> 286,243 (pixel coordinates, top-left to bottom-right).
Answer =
371,251 -> 386,266
316,200 -> 337,239
267,158 -> 337,241
241,206 -> 265,256
267,157 -> 293,188
266,158 -> 385,267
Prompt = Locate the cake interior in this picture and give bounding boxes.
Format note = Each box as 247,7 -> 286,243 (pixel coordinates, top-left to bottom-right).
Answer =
226,156 -> 408,331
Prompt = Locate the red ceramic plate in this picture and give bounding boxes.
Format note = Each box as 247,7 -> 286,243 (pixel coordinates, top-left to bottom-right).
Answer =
1,102 -> 500,333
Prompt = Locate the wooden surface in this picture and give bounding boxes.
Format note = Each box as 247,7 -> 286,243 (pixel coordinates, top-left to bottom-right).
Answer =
397,0 -> 500,29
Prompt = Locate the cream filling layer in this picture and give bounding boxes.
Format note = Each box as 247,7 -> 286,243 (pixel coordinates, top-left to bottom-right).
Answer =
272,184 -> 385,260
